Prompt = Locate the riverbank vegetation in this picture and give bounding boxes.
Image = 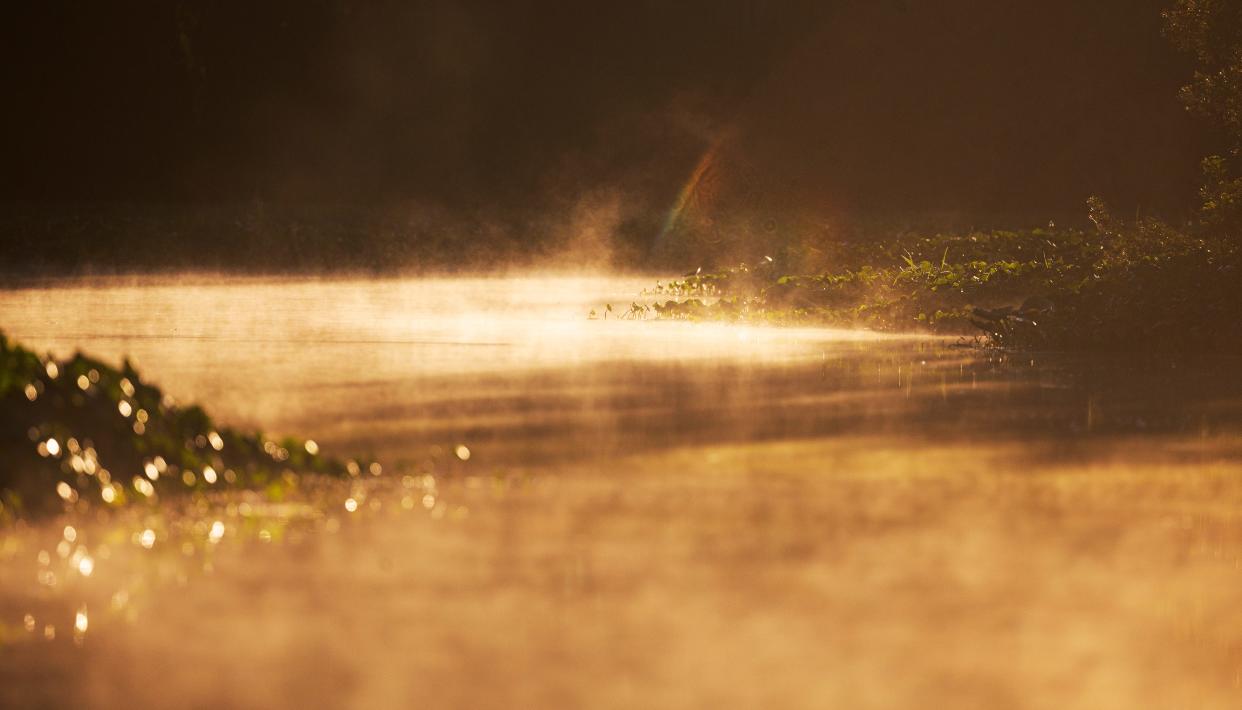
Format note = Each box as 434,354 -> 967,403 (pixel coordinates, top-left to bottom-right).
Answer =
647,202 -> 1239,352
0,333 -> 358,520
646,1 -> 1242,353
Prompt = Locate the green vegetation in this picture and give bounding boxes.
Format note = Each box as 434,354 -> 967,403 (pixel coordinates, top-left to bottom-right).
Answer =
1164,0 -> 1242,232
0,332 -> 358,520
645,213 -> 1239,351
643,4 -> 1242,352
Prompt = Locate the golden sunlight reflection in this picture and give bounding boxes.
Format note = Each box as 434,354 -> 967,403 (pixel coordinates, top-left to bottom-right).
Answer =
1,276 -> 1242,709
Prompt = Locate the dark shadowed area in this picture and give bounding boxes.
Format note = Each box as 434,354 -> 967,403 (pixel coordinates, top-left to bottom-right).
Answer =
0,0 -> 1216,270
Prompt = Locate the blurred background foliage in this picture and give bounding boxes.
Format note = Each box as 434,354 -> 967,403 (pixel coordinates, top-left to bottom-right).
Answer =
0,0 -> 1223,273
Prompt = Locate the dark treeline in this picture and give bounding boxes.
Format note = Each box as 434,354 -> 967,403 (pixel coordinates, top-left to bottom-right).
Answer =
5,1 -> 803,206
0,0 -> 1222,271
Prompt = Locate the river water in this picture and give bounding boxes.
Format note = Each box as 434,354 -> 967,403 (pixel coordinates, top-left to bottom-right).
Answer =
1,275 -> 1241,709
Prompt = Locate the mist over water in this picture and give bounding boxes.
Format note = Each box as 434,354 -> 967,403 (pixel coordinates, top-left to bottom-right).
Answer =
3,275 -> 1242,708
4,0 -> 1241,705
0,275 -> 879,437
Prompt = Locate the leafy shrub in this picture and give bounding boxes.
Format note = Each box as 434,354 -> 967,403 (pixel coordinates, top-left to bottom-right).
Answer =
0,333 -> 360,519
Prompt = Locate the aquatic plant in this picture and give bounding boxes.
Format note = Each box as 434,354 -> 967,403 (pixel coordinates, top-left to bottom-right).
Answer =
0,332 -> 359,519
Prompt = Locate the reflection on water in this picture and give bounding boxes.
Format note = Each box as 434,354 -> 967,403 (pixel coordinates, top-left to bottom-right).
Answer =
2,275 -> 1242,709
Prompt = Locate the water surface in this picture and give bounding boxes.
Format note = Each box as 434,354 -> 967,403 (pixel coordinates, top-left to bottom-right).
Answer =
2,275 -> 1241,709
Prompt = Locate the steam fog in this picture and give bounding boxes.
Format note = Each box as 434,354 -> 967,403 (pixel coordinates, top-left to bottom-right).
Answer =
4,2 -> 1242,708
